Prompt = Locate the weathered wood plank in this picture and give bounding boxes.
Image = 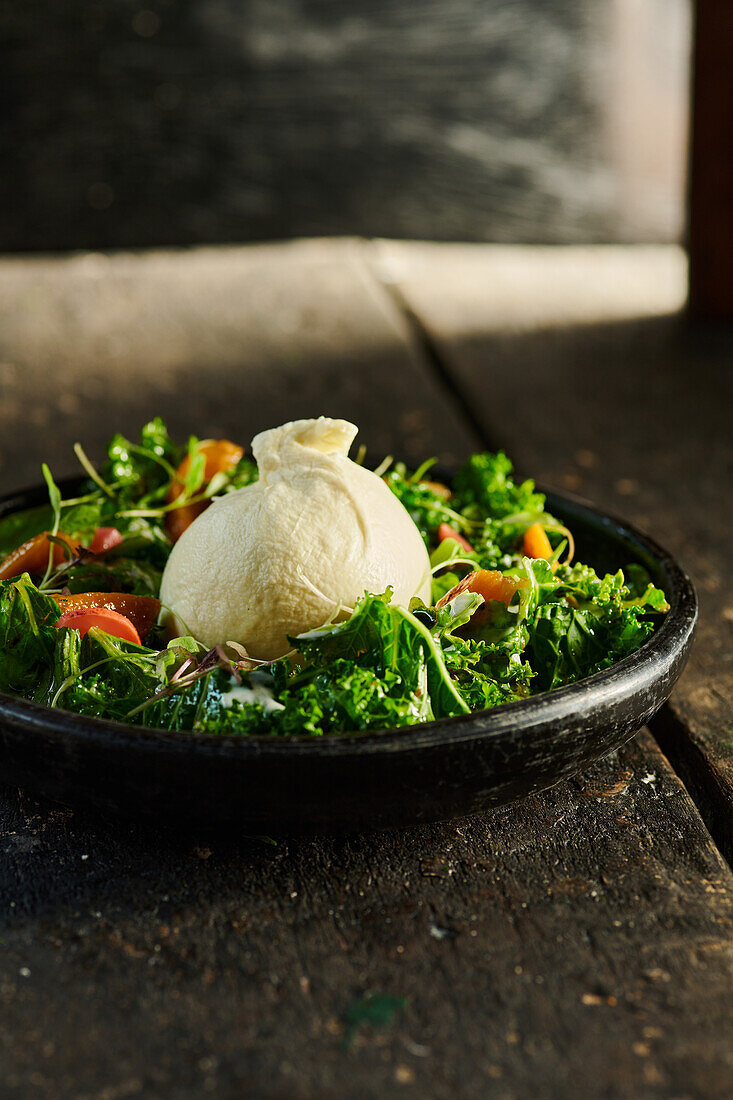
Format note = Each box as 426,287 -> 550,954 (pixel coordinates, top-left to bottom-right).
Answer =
0,240 -> 480,495
0,1 -> 687,252
1,732 -> 731,1099
373,241 -> 733,859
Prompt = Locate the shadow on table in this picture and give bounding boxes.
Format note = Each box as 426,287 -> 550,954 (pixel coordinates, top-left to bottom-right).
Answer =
0,731 -> 700,927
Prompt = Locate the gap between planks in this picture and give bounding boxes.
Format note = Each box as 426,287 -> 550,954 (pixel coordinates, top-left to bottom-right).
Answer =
362,238 -> 499,452
651,706 -> 733,869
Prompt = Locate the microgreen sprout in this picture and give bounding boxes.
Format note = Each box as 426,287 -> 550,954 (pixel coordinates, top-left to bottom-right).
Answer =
73,442 -> 116,498
39,463 -> 63,588
372,455 -> 393,478
411,457 -> 438,483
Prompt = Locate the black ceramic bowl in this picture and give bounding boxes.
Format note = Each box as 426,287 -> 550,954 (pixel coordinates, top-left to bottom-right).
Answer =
0,476 -> 696,832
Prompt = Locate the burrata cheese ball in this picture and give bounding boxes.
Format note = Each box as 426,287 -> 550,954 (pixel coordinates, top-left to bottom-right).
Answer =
159,417 -> 432,660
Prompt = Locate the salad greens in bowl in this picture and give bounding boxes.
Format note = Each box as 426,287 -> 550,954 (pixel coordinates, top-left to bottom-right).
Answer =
0,419 -> 669,736
0,420 -> 695,828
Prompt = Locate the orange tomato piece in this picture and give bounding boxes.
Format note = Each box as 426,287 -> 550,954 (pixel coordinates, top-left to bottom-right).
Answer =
0,531 -> 79,582
52,592 -> 160,639
437,568 -> 522,629
54,606 -> 142,645
420,479 -> 452,501
437,523 -> 475,555
165,503 -> 202,546
165,439 -> 244,543
523,522 -> 554,560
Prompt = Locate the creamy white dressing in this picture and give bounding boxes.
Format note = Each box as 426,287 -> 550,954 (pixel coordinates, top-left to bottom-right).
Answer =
220,672 -> 284,713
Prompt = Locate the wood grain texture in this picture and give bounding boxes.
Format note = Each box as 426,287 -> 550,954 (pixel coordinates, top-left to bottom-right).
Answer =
0,0 -> 644,251
374,241 -> 733,859
0,239 -> 480,495
1,732 -> 732,1099
0,240 -> 730,1098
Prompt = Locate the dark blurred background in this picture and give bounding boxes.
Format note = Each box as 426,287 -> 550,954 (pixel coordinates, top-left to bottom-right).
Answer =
1,0 -> 690,251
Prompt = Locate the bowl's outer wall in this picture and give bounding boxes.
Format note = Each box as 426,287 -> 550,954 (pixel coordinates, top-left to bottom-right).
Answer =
0,478 -> 697,830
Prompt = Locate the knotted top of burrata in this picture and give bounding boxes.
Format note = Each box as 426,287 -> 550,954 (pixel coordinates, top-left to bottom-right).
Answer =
159,418 -> 432,660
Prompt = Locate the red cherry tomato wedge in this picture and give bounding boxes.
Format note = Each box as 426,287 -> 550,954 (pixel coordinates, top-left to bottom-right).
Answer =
89,527 -> 123,554
437,523 -> 475,555
54,606 -> 142,645
52,592 -> 160,639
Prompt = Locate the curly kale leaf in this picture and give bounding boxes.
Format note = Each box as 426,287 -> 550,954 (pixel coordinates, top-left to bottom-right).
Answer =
451,451 -> 556,557
451,451 -> 545,519
381,462 -> 467,544
525,562 -> 668,691
0,576 -> 61,702
292,590 -> 469,726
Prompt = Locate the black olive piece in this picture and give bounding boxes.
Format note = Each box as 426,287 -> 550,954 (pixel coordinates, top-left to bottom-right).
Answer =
412,608 -> 436,628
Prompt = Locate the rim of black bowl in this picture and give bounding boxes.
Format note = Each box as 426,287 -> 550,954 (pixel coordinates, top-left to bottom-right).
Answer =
0,475 -> 697,757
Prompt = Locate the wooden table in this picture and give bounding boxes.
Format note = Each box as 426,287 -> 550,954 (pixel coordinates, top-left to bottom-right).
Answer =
0,241 -> 731,1098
